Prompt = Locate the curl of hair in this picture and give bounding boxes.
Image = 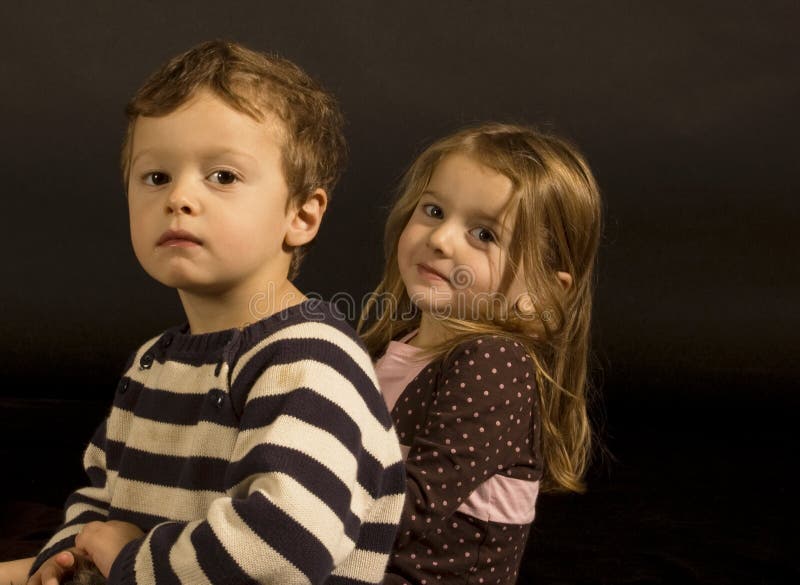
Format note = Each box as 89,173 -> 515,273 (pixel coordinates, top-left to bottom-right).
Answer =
120,40 -> 347,278
359,123 -> 602,493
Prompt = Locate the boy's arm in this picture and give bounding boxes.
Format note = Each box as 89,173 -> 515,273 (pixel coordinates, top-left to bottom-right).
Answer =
0,557 -> 35,585
108,340 -> 403,585
30,420 -> 114,576
74,520 -> 145,577
27,548 -> 91,585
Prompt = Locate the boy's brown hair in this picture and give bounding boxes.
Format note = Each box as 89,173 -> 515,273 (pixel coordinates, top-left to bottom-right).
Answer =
121,40 -> 347,278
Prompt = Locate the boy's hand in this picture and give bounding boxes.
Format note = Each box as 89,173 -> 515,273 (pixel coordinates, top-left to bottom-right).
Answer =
75,520 -> 145,577
27,548 -> 82,585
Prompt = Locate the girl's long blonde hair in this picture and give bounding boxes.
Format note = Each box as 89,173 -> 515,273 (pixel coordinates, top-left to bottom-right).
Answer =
359,123 -> 602,493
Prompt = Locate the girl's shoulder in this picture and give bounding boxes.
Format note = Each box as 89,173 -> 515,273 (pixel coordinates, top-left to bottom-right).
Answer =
441,334 -> 534,378
433,334 -> 540,415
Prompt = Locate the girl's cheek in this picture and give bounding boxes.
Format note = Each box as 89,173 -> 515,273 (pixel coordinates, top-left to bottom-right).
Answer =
486,251 -> 507,291
397,223 -> 415,259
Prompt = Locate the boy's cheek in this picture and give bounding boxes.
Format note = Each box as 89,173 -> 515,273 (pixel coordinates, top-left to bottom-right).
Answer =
128,230 -> 150,266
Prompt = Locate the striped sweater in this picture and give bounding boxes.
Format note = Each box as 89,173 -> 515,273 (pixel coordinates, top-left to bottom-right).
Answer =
32,300 -> 406,585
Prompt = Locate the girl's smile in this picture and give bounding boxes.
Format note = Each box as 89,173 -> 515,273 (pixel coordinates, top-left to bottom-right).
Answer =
416,263 -> 450,283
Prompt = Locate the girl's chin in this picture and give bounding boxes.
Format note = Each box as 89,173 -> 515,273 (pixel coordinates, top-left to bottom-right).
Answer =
414,301 -> 460,319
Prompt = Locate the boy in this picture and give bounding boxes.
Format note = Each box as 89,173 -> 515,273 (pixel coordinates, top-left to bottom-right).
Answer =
14,40 -> 405,585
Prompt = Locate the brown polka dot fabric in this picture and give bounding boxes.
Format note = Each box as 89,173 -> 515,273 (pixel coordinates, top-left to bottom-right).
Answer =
384,336 -> 543,585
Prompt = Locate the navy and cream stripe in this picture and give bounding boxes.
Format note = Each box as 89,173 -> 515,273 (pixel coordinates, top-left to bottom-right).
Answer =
33,300 -> 405,585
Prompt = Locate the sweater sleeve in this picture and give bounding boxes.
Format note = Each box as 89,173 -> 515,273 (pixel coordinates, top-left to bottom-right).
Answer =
30,418 -> 113,575
109,343 -> 399,585
393,336 -> 538,549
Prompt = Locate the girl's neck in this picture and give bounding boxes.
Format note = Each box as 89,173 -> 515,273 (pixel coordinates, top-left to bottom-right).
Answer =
407,312 -> 452,349
178,280 -> 305,334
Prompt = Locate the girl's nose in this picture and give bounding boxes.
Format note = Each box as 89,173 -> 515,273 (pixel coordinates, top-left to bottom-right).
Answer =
427,223 -> 454,256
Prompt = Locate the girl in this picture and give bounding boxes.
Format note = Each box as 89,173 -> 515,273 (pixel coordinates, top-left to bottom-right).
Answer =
359,123 -> 601,584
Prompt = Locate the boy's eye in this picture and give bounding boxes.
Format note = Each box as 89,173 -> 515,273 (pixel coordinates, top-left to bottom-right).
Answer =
422,204 -> 444,219
208,170 -> 239,185
144,172 -> 170,186
470,227 -> 496,243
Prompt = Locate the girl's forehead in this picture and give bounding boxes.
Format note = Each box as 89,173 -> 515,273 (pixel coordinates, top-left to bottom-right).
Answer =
426,153 -> 516,221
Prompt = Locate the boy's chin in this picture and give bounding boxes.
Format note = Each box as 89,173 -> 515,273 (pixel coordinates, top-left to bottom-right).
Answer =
153,274 -> 225,296
141,265 -> 218,294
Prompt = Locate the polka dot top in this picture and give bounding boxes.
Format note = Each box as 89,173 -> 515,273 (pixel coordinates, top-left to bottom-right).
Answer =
376,334 -> 543,585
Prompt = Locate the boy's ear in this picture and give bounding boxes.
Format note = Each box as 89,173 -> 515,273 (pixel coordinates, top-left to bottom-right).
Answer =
285,188 -> 328,247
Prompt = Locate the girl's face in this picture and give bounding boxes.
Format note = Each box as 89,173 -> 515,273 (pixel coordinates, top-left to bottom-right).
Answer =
397,153 -> 524,320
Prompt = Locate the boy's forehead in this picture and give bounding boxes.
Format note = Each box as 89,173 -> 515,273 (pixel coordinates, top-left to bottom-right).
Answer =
130,91 -> 288,153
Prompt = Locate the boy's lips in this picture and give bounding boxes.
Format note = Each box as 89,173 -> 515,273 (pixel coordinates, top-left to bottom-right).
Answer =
157,229 -> 202,247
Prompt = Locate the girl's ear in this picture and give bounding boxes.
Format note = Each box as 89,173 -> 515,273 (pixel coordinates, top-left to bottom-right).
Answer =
556,271 -> 573,289
285,188 -> 328,247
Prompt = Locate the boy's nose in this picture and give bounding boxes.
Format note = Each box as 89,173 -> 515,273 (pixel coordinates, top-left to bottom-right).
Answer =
165,182 -> 199,216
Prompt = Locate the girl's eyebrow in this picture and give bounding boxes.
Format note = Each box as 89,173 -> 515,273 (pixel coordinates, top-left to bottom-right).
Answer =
423,189 -> 507,230
475,212 -> 505,230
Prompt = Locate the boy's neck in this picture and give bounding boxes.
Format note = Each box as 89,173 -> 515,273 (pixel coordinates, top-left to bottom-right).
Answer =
178,280 -> 306,334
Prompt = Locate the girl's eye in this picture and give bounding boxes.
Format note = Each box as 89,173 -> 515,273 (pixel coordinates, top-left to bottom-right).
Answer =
208,170 -> 239,185
470,227 -> 496,243
144,172 -> 170,186
422,204 -> 444,219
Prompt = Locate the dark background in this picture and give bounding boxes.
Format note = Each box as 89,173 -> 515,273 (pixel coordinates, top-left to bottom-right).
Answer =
1,1 -> 797,583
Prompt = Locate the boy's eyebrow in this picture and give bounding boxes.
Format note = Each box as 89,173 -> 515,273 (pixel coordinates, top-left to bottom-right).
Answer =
130,148 -> 259,167
199,148 -> 260,164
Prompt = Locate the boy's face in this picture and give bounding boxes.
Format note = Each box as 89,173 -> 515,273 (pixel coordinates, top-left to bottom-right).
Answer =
127,90 -> 295,297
